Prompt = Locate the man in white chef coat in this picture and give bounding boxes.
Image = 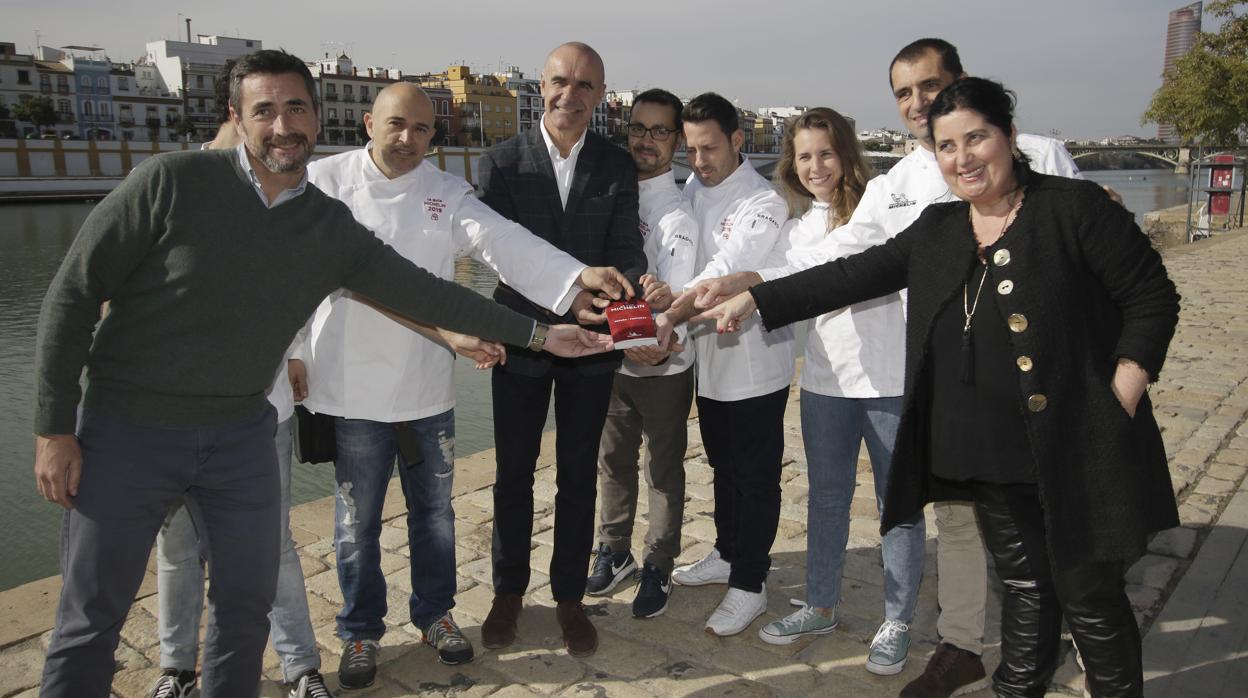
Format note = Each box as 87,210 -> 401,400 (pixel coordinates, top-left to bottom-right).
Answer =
664,92 -> 797,638
299,83 -> 631,687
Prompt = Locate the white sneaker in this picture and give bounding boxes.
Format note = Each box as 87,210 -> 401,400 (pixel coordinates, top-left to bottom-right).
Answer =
672,548 -> 731,586
705,585 -> 767,636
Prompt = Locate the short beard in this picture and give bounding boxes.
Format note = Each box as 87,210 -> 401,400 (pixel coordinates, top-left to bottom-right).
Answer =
254,136 -> 312,173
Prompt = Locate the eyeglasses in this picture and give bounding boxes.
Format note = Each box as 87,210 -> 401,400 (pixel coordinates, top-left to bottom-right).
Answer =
626,123 -> 676,141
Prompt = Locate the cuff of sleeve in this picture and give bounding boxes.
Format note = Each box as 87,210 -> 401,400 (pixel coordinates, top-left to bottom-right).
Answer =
757,266 -> 787,283
34,404 -> 77,437
551,267 -> 587,316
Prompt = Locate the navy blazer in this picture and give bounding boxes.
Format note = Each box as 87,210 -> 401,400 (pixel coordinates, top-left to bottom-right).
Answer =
478,125 -> 647,376
753,171 -> 1181,567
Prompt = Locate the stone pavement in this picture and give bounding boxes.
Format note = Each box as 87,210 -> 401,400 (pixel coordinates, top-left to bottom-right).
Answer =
2,231 -> 1247,697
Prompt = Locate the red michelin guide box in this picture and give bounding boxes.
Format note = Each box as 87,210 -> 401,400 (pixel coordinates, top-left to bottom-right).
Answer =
604,299 -> 659,349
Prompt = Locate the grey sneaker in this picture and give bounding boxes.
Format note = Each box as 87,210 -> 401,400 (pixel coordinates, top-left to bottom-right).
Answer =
337,639 -> 379,689
758,602 -> 838,645
287,670 -> 334,698
423,612 -> 474,665
866,619 -> 911,676
148,669 -> 197,698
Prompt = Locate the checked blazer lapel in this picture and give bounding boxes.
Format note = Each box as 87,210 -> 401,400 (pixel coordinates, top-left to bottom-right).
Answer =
521,126 -> 565,232
562,135 -> 597,234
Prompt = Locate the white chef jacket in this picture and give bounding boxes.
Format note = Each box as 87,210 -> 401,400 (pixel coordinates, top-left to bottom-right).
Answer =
301,146 -> 587,423
684,158 -> 796,401
778,204 -> 906,398
619,170 -> 699,379
758,133 -> 1082,280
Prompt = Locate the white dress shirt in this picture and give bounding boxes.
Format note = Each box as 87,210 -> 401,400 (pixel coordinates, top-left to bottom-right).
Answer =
684,159 -> 796,401
301,146 -> 587,423
620,169 -> 699,378
539,119 -> 588,209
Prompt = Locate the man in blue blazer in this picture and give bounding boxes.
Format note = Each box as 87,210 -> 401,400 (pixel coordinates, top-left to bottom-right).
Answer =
477,41 -> 647,657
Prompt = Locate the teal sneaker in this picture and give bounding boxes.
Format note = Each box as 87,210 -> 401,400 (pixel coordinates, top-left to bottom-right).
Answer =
866,619 -> 911,675
757,602 -> 837,645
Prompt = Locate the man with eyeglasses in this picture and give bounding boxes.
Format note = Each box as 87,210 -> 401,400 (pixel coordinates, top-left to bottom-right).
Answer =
585,88 -> 698,619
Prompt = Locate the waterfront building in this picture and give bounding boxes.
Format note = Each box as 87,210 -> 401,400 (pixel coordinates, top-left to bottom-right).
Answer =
495,67 -> 544,136
309,53 -> 400,146
110,64 -> 182,142
0,42 -> 40,138
145,33 -> 262,141
411,66 -> 516,147
1158,1 -> 1203,143
757,107 -> 806,153
739,108 -> 757,153
47,46 -> 115,140
419,84 -> 459,147
33,54 -> 76,139
753,113 -> 777,154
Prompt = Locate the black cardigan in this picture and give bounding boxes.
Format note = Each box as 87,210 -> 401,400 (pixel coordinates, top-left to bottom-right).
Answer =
752,171 -> 1181,566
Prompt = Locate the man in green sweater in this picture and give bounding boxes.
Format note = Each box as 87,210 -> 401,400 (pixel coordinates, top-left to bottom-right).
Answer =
32,50 -> 614,698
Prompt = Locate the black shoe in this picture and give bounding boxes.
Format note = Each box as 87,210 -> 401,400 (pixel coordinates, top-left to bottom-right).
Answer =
632,562 -> 672,618
337,639 -> 379,690
288,669 -> 334,698
586,542 -> 637,596
148,669 -> 197,698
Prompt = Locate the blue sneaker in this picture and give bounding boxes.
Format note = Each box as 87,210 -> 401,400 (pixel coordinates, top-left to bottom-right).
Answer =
586,542 -> 637,596
866,619 -> 911,676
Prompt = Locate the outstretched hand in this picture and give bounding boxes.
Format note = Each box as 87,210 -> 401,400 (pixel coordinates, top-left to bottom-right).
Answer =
571,290 -> 613,325
691,290 -> 758,334
544,324 -> 615,357
691,271 -> 764,310
578,266 -> 634,300
442,330 -> 507,369
640,273 -> 673,311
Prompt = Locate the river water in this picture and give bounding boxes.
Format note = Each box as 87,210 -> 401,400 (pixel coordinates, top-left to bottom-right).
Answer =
0,168 -> 1191,591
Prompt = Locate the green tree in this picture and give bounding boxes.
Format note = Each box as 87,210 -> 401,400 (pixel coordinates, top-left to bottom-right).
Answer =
13,96 -> 57,132
1144,0 -> 1248,145
173,117 -> 197,141
433,119 -> 449,146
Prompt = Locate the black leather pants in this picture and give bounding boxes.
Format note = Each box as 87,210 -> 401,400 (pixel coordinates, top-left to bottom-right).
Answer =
972,483 -> 1143,697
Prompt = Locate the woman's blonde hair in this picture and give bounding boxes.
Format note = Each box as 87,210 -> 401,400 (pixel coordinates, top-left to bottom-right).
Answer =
774,107 -> 872,232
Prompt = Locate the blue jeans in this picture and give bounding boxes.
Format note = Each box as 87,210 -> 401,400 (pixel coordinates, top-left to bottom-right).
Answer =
155,417 -> 320,683
800,390 -> 925,622
334,410 -> 457,639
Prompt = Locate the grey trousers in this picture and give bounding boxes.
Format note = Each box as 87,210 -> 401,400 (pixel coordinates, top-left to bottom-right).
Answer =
40,407 -> 281,698
596,369 -> 694,574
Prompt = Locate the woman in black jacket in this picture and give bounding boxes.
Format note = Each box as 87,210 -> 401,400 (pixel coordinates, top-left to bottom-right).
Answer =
689,78 -> 1179,697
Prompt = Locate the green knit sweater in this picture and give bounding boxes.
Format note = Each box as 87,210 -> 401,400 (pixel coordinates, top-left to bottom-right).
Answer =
34,149 -> 534,433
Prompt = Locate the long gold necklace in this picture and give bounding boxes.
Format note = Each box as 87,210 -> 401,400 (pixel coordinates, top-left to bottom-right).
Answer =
959,190 -> 1022,385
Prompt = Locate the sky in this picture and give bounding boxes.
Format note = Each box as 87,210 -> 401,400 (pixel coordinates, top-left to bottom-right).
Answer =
6,0 -> 1222,140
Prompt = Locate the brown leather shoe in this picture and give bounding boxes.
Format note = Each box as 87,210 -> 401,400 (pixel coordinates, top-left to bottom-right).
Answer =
899,642 -> 989,697
556,601 -> 598,657
481,594 -> 522,650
